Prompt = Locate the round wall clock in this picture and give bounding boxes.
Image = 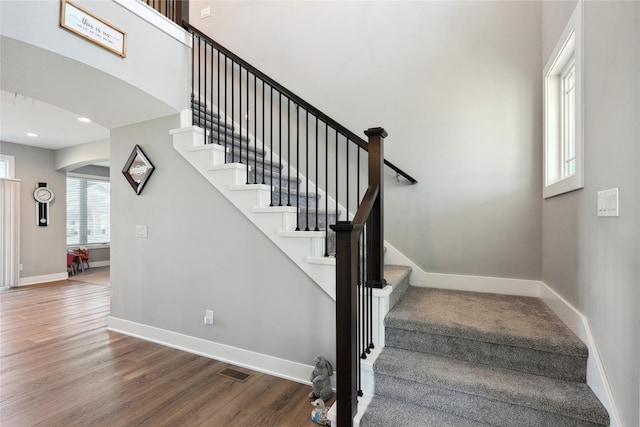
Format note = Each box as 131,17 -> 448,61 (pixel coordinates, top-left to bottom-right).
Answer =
34,186 -> 55,203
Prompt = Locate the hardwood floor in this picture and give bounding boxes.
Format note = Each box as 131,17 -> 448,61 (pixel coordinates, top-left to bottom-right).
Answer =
1,278 -> 328,426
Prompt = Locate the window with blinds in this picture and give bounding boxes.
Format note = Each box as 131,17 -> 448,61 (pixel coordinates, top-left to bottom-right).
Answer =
66,175 -> 110,246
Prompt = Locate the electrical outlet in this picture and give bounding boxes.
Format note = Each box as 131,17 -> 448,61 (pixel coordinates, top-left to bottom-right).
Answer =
201,7 -> 210,19
204,309 -> 214,325
19,263 -> 23,271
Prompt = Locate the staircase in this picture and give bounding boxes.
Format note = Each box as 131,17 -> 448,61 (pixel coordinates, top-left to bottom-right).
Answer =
359,287 -> 610,426
172,99 -> 345,299
175,73 -> 610,427
174,23 -> 610,427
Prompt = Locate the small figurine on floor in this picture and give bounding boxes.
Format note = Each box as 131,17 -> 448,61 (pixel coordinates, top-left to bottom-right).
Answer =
308,355 -> 334,401
311,398 -> 330,426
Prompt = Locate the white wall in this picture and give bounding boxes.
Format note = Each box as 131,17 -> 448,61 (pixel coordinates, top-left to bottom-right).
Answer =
110,115 -> 336,366
541,1 -> 640,426
55,139 -> 110,171
192,1 -> 543,280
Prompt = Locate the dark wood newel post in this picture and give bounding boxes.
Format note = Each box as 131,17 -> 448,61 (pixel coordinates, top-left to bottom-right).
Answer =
332,127 -> 388,427
332,221 -> 360,427
364,127 -> 388,289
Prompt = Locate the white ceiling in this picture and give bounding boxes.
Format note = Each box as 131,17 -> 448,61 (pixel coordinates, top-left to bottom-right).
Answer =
1,36 -> 177,159
0,90 -> 110,150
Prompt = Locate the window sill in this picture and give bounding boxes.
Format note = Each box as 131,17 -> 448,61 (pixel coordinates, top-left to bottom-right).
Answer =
67,244 -> 111,250
543,174 -> 583,199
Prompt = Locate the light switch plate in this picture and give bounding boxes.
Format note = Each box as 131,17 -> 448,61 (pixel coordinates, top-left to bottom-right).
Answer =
597,188 -> 619,217
135,225 -> 148,238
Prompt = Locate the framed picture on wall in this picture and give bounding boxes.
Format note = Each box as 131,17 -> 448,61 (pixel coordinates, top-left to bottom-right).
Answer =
122,145 -> 155,195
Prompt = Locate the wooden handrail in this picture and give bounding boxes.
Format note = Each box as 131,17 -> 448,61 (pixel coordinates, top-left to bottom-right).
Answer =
184,22 -> 417,185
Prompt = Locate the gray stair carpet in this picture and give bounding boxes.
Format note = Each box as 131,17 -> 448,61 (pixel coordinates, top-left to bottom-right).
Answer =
360,287 -> 610,427
191,100 -> 340,251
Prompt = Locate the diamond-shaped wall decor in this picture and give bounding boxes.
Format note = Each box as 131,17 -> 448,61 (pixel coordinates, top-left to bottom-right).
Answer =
122,145 -> 155,195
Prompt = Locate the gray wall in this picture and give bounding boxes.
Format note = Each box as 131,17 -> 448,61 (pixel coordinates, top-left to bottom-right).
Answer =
191,1 -> 543,280
110,115 -> 336,364
0,142 -> 67,278
541,1 -> 639,426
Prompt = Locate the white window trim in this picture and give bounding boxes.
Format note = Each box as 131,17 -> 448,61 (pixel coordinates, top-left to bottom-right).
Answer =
0,154 -> 16,179
543,2 -> 583,199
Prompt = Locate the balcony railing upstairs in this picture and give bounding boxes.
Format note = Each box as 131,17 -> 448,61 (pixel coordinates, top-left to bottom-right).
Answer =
140,0 -> 185,25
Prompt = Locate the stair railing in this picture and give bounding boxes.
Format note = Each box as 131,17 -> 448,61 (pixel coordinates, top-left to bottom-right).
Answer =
185,23 -> 416,256
331,128 -> 387,427
183,22 -> 412,427
139,0 -> 186,25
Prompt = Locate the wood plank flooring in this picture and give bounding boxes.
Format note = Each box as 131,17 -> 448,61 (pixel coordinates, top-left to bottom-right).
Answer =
1,278 -> 328,426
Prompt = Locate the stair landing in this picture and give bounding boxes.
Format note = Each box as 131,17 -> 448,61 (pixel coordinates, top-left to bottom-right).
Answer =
385,287 -> 587,381
360,286 -> 610,427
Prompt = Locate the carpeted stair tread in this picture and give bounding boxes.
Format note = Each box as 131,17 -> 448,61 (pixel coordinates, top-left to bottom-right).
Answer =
382,265 -> 411,287
382,265 -> 412,311
374,347 -> 609,426
360,395 -> 488,427
386,287 -> 587,357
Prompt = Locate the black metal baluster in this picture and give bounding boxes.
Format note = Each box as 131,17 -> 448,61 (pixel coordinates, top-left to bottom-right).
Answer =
315,116 -> 319,231
245,67 -> 250,184
346,138 -> 350,218
224,55 -> 228,155
239,66 -> 243,165
217,49 -> 221,147
278,92 -> 282,206
324,123 -> 329,257
209,42 -> 213,145
335,130 -> 339,251
231,60 -> 235,162
198,36 -> 205,145
287,99 -> 291,206
253,74 -> 257,184
270,86 -> 274,206
305,110 -> 309,231
262,80 -> 265,184
357,236 -> 363,380
296,105 -> 300,231
190,32 -> 195,135
203,37 -> 207,144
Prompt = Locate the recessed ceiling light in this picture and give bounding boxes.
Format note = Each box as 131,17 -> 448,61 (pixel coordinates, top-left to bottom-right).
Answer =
78,117 -> 92,123
26,132 -> 39,137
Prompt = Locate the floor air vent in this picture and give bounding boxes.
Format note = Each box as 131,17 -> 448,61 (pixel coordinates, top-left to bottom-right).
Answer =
218,367 -> 251,382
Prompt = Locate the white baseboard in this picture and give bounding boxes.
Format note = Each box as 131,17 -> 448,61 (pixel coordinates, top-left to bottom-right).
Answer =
384,241 -> 542,296
18,272 -> 68,286
107,316 -> 313,386
538,283 -> 622,427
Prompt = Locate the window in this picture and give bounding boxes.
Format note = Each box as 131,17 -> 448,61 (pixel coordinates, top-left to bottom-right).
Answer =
0,154 -> 15,179
543,3 -> 582,198
67,175 -> 110,246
